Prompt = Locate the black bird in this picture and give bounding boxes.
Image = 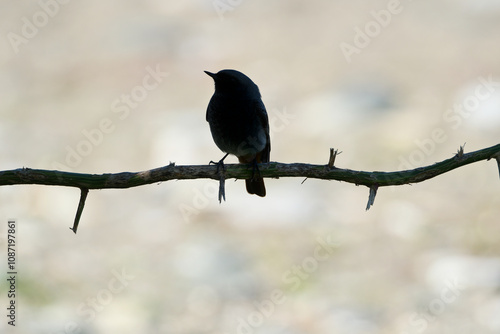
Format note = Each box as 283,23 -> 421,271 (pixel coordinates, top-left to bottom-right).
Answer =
205,69 -> 270,197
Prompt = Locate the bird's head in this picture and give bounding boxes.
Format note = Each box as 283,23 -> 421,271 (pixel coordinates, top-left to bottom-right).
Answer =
205,69 -> 261,98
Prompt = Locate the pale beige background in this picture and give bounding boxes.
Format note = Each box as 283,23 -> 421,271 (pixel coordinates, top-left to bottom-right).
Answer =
1,1 -> 500,333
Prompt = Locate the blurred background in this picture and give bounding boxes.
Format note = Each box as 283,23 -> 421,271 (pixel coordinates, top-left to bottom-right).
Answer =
1,0 -> 500,333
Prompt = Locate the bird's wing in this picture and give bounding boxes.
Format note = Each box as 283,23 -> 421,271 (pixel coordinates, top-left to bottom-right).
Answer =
206,96 -> 214,122
255,100 -> 271,163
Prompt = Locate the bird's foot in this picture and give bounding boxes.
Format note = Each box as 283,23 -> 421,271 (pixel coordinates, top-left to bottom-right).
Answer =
209,153 -> 229,174
209,153 -> 229,203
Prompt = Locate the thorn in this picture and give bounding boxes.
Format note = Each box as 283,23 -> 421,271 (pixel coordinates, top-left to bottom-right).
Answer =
366,185 -> 378,211
70,188 -> 89,234
327,148 -> 342,168
456,143 -> 466,159
496,158 -> 500,180
493,151 -> 500,180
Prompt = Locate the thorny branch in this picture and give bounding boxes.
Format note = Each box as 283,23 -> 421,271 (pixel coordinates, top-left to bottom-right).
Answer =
1,143 -> 498,233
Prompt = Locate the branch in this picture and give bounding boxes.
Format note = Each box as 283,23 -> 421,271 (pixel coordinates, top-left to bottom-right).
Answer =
1,143 -> 499,232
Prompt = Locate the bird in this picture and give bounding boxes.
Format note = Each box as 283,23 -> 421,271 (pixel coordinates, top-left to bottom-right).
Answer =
205,69 -> 270,197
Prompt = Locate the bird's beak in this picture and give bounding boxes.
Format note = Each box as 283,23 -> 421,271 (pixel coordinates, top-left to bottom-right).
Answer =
204,71 -> 216,79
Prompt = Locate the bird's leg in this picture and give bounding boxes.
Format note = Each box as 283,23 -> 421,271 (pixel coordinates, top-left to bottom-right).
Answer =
209,153 -> 229,174
250,158 -> 261,181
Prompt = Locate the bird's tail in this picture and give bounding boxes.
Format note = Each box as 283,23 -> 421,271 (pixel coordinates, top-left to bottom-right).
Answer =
239,150 -> 268,197
245,178 -> 266,197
